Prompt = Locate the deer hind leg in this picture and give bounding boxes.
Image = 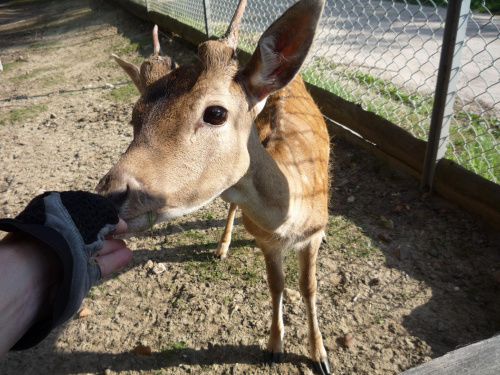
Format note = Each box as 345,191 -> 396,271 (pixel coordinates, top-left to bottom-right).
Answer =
298,232 -> 331,375
261,245 -> 285,365
216,203 -> 238,258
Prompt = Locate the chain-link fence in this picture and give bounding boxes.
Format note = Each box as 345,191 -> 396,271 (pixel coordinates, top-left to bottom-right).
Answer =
116,0 -> 500,186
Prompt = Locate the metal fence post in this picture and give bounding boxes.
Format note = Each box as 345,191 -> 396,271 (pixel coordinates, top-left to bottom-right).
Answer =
202,0 -> 213,39
421,0 -> 471,191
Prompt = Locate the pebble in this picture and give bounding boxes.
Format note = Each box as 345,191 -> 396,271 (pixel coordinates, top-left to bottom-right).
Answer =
343,333 -> 356,348
378,233 -> 392,243
144,259 -> 154,269
152,263 -> 166,275
283,288 -> 301,304
380,216 -> 394,229
347,196 -> 355,203
429,248 -> 440,257
396,244 -> 412,260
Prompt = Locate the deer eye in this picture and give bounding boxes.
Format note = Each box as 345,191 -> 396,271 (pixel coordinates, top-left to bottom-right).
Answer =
203,106 -> 228,126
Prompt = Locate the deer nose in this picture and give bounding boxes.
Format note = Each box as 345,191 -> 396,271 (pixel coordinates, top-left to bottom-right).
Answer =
96,172 -> 137,211
106,184 -> 130,209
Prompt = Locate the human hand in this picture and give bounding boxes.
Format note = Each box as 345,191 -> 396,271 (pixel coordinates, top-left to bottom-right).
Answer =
97,218 -> 132,278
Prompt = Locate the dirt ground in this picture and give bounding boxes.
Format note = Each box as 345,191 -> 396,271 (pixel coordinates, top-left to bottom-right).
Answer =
1,0 -> 500,374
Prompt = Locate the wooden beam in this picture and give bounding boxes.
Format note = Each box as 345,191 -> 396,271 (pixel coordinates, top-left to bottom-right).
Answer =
307,83 -> 427,174
400,335 -> 500,374
434,159 -> 500,229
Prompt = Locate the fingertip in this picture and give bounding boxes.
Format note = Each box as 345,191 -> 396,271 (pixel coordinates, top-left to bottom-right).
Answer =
98,246 -> 133,278
116,218 -> 128,234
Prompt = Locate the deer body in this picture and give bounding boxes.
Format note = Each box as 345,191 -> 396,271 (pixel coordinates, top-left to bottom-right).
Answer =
97,1 -> 331,373
224,76 -> 329,244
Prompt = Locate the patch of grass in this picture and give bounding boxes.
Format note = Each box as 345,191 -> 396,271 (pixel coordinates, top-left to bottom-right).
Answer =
9,66 -> 53,83
371,313 -> 386,325
111,37 -> 151,57
448,112 -> 500,183
106,82 -> 139,102
1,60 -> 27,73
202,210 -> 214,220
400,0 -> 500,14
28,40 -> 58,50
303,55 -> 500,184
161,341 -> 187,358
182,229 -> 207,241
1,104 -> 48,125
284,250 -> 299,287
87,286 -> 96,299
326,215 -> 381,259
184,257 -> 231,283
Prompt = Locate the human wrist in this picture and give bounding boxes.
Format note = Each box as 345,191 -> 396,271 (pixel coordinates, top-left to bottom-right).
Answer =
0,233 -> 63,356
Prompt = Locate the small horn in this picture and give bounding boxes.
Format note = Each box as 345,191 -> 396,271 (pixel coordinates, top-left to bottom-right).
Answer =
220,0 -> 247,50
152,25 -> 161,56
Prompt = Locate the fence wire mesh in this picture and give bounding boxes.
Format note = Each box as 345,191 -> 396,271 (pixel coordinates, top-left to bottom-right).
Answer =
141,0 -> 499,184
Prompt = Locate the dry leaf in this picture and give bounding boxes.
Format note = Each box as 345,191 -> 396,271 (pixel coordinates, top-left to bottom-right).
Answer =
130,344 -> 152,356
78,307 -> 92,318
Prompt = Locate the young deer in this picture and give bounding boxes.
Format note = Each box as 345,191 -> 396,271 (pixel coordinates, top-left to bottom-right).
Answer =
97,0 -> 331,373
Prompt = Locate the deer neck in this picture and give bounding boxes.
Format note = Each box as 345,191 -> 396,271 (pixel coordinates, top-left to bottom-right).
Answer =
221,124 -> 290,233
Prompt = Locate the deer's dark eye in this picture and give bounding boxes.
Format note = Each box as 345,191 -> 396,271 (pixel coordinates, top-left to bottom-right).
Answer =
203,106 -> 228,126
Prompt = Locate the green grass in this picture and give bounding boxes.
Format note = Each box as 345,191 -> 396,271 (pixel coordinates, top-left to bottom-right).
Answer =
1,104 -> 48,126
326,215 -> 382,259
448,112 -> 500,182
111,37 -> 151,57
9,66 -> 53,83
302,56 -> 499,184
161,341 -> 187,358
106,82 -> 139,102
400,0 -> 500,14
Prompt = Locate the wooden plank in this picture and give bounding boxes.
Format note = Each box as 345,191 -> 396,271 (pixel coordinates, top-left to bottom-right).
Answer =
307,83 -> 427,174
434,159 -> 500,229
326,120 -> 422,180
400,335 -> 500,375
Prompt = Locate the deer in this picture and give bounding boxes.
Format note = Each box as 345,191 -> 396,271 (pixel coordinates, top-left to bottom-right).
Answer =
97,0 -> 331,373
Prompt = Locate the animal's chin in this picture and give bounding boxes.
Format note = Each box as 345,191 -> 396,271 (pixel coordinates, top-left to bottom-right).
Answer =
122,200 -> 217,234
121,209 -> 174,234
122,214 -> 152,234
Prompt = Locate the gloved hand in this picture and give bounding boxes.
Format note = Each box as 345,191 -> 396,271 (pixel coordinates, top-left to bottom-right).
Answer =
0,191 -> 122,350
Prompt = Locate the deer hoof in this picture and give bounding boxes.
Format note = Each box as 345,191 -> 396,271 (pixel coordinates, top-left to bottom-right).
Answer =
263,350 -> 282,366
313,359 -> 331,375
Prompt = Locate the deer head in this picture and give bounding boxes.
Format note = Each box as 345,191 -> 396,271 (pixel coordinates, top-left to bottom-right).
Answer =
97,0 -> 325,232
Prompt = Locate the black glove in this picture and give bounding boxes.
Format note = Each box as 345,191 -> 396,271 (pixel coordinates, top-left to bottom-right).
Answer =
0,191 -> 119,350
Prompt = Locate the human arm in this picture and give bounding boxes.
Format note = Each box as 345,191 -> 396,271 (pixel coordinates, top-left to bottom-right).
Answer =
0,192 -> 132,357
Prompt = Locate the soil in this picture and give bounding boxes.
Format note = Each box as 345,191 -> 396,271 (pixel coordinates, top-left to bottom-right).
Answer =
1,1 -> 499,374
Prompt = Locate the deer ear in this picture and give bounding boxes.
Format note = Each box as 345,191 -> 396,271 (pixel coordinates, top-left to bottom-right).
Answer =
112,54 -> 146,94
241,0 -> 324,103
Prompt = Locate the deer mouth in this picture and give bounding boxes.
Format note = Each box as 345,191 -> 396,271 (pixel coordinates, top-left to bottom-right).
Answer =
121,211 -> 157,233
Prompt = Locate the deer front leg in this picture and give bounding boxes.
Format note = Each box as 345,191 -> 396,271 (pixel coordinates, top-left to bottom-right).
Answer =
298,233 -> 331,375
262,247 -> 285,365
216,203 -> 238,258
